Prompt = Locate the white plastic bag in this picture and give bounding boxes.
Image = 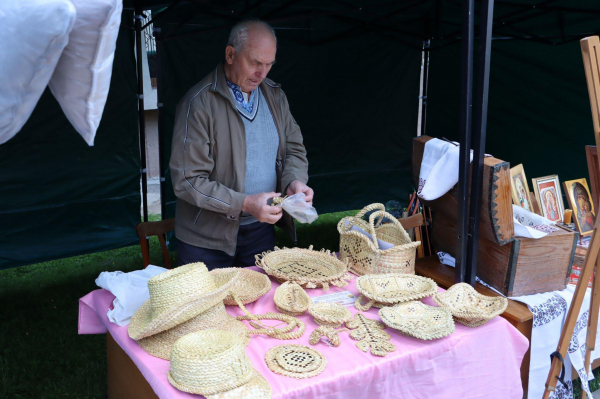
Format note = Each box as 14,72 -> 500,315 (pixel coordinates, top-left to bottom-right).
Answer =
276,193 -> 318,224
95,265 -> 167,326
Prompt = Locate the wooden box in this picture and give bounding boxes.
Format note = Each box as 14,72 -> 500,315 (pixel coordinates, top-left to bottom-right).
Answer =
413,136 -> 578,296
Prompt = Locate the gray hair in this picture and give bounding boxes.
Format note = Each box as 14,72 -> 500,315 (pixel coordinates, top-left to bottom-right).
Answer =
227,19 -> 277,53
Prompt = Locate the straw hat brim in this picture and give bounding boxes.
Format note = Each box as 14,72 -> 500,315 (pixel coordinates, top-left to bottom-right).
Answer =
128,272 -> 237,340
168,368 -> 271,399
137,312 -> 250,360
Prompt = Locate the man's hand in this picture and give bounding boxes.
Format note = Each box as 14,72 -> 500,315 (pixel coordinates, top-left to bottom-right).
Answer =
286,180 -> 314,205
242,192 -> 283,224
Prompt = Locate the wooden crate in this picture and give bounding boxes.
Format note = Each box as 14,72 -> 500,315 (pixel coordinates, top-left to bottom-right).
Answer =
413,136 -> 578,296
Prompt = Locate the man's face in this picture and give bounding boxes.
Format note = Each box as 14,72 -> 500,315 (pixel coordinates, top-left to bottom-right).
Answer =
225,28 -> 276,93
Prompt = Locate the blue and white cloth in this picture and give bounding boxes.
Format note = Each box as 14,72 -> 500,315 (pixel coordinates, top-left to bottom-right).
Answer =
226,78 -> 258,120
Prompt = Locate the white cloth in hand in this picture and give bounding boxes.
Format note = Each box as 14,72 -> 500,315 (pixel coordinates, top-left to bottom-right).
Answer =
95,265 -> 167,326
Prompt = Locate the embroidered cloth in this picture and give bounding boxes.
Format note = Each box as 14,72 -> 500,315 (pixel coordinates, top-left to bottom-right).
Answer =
226,78 -> 258,120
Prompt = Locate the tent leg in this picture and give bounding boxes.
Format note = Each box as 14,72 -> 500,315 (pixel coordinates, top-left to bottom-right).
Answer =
420,40 -> 430,137
154,27 -> 167,221
455,0 -> 474,284
135,0 -> 149,223
465,0 -> 495,287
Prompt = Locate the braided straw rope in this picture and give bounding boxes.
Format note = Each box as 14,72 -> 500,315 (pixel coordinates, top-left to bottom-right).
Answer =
379,301 -> 455,340
354,273 -> 438,311
309,326 -> 341,347
274,282 -> 312,316
433,283 -> 508,327
256,246 -> 352,290
236,313 -> 306,340
210,267 -> 271,306
308,302 -> 353,328
337,203 -> 421,277
137,301 -> 250,360
265,345 -> 327,379
128,262 -> 237,340
168,330 -> 271,398
346,313 -> 395,357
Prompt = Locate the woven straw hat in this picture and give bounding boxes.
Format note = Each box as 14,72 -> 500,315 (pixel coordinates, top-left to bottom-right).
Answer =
168,330 -> 271,398
136,301 -> 250,360
129,262 -> 236,340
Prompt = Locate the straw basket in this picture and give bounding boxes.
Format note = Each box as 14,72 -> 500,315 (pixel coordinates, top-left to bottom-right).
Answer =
338,203 -> 420,276
379,301 -> 455,340
433,283 -> 508,327
274,282 -> 312,316
355,273 -> 438,311
210,267 -> 271,306
256,246 -> 352,290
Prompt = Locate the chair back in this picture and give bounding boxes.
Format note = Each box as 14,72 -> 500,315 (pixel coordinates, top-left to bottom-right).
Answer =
136,219 -> 175,269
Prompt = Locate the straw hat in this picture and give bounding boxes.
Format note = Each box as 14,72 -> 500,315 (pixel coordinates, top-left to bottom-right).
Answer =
128,262 -> 236,340
168,330 -> 271,398
136,301 -> 250,360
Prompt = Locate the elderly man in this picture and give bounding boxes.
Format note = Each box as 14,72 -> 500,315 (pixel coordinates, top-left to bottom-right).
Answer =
170,19 -> 312,269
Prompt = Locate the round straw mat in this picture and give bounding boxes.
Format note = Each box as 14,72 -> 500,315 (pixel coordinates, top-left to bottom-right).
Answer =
137,302 -> 250,360
379,301 -> 455,340
211,267 -> 271,305
265,345 -> 327,379
433,283 -> 508,327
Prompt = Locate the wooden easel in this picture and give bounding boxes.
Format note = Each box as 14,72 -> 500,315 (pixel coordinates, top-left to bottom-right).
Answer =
543,36 -> 600,398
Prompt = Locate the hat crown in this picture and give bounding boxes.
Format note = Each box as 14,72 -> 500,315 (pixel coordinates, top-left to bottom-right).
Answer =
148,262 -> 216,314
169,330 -> 253,395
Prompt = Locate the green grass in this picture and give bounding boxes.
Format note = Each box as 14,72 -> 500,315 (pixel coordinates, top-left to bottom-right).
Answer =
0,211 -> 357,398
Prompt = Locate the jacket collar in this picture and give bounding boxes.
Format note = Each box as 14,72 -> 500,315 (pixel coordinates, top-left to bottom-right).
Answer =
211,62 -> 281,103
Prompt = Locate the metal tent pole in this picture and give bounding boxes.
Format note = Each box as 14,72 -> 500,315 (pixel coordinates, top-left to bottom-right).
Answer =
154,26 -> 167,220
455,0 -> 475,284
134,0 -> 149,223
465,0 -> 495,287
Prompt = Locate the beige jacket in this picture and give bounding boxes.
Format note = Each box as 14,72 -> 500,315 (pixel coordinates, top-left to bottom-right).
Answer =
170,64 -> 309,255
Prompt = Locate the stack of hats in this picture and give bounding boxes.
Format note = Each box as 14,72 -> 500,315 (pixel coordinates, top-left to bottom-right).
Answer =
168,330 -> 271,398
128,262 -> 250,359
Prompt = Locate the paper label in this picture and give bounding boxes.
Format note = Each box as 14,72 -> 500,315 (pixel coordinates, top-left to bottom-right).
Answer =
311,291 -> 357,307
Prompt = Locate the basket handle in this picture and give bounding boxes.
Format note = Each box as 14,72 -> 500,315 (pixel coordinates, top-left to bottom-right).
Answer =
344,203 -> 386,232
367,210 -> 412,249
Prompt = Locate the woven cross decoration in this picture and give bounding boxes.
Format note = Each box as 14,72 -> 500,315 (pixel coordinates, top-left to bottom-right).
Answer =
346,313 -> 396,357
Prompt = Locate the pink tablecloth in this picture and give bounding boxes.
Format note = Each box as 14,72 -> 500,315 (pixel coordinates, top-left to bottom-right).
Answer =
79,267 -> 528,399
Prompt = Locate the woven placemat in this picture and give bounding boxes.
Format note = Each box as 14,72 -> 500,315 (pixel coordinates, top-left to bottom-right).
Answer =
265,345 -> 327,379
355,273 -> 438,311
433,283 -> 508,327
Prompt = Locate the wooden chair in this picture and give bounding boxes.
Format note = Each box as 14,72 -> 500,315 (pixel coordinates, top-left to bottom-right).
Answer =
135,219 -> 175,269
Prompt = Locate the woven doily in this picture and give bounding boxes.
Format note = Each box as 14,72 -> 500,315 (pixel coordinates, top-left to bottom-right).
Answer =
355,273 -> 438,311
256,246 -> 352,290
308,302 -> 353,328
210,267 -> 271,305
346,313 -> 395,357
379,301 -> 455,340
265,345 -> 327,379
433,283 -> 508,327
274,281 -> 312,316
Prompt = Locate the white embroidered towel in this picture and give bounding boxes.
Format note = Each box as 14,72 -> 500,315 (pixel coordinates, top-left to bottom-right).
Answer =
418,140 -> 473,201
95,265 -> 167,326
513,205 -> 558,239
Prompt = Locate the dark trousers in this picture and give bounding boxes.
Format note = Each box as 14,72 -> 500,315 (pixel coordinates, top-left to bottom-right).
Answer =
177,222 -> 276,270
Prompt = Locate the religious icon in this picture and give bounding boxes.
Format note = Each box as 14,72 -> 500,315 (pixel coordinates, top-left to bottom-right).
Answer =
532,175 -> 564,223
563,178 -> 595,236
510,164 -> 534,212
